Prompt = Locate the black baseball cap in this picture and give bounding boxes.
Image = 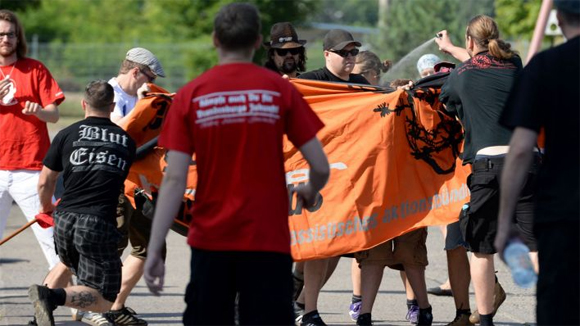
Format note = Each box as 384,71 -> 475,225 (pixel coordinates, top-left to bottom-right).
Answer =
323,29 -> 361,51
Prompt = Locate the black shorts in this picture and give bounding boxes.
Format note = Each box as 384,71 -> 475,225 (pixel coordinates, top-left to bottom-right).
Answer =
53,211 -> 122,303
116,193 -> 166,260
184,248 -> 294,325
460,155 -> 539,254
534,221 -> 580,326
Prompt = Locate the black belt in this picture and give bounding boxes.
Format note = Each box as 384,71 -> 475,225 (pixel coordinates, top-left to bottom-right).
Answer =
472,153 -> 541,172
472,156 -> 505,171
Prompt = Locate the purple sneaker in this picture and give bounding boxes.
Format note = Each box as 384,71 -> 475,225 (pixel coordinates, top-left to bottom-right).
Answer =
406,304 -> 419,324
349,301 -> 362,321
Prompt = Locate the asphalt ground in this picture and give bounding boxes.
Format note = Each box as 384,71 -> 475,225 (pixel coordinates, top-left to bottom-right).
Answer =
0,203 -> 536,325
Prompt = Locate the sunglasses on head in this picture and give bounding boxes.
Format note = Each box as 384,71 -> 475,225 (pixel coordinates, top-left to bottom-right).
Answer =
274,48 -> 302,56
329,48 -> 359,58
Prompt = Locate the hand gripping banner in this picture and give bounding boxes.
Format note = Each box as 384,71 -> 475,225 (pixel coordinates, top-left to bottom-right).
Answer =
123,79 -> 471,261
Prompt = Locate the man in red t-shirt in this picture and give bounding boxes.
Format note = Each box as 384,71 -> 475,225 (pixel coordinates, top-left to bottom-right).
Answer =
143,3 -> 329,325
0,10 -> 64,270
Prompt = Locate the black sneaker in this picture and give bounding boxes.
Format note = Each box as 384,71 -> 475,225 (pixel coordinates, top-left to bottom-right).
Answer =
300,310 -> 326,326
27,317 -> 38,325
28,284 -> 55,326
106,306 -> 148,325
418,306 -> 433,326
356,313 -> 373,326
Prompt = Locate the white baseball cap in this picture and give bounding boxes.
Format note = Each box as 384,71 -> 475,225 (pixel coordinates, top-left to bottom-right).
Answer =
417,54 -> 441,75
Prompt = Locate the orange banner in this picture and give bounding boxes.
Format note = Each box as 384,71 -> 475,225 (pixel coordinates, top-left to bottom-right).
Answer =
123,79 -> 470,261
285,80 -> 469,260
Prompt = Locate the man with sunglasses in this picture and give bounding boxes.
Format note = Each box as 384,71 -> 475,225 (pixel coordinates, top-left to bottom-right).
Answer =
295,28 -> 369,326
263,22 -> 307,78
298,29 -> 369,85
109,47 -> 165,125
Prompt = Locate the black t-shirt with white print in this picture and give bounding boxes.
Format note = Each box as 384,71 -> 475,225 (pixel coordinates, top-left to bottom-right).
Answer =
43,116 -> 136,222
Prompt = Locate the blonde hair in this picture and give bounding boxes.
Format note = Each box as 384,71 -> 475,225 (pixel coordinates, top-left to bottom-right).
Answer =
466,15 -> 517,60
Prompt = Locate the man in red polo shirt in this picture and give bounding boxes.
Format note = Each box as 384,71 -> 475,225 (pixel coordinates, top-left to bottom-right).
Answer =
144,3 -> 329,325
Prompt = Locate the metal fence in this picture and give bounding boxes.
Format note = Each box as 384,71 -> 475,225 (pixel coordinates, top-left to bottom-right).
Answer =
29,41 -> 215,93
31,37 -> 535,94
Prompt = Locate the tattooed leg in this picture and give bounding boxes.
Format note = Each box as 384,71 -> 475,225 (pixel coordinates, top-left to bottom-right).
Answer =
70,290 -> 97,308
64,286 -> 113,312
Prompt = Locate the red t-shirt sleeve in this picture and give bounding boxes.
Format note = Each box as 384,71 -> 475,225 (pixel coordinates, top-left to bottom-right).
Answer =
37,62 -> 65,107
159,87 -> 195,155
284,83 -> 324,148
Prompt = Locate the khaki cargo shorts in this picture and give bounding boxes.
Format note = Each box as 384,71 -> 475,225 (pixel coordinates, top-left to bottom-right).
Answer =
355,227 -> 428,270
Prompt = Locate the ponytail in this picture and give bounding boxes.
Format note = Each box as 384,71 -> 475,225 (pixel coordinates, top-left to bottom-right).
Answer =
380,60 -> 393,73
467,15 -> 517,60
488,38 -> 517,60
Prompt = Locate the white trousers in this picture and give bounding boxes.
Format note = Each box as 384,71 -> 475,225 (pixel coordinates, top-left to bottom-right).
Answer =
0,170 -> 60,269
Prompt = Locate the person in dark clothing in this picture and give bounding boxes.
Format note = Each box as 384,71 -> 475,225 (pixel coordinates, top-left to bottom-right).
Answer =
437,15 -> 538,326
295,29 -> 368,326
263,22 -> 307,78
28,80 -> 136,326
495,1 -> 580,325
298,29 -> 369,85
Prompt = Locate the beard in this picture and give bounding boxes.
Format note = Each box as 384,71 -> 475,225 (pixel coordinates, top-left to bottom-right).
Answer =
0,44 -> 16,58
279,58 -> 298,74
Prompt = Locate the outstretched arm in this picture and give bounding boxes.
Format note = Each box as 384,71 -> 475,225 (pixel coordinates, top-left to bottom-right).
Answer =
436,30 -> 470,62
144,150 -> 190,295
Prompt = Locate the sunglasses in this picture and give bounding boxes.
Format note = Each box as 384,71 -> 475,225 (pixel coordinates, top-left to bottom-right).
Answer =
140,69 -> 156,83
274,48 -> 302,56
329,48 -> 359,58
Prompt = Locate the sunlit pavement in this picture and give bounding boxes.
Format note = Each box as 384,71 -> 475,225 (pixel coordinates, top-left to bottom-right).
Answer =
1,205 -> 535,325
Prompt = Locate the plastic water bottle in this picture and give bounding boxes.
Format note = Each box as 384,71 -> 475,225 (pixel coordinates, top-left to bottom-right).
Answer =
503,238 -> 537,288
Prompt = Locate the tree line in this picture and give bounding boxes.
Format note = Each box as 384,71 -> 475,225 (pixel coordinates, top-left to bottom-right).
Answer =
2,0 -> 541,89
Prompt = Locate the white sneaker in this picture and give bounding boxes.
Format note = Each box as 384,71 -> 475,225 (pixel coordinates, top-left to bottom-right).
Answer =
81,312 -> 113,326
71,308 -> 84,321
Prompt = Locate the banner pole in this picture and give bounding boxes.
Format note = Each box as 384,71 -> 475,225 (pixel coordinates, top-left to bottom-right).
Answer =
526,0 -> 553,64
0,218 -> 38,246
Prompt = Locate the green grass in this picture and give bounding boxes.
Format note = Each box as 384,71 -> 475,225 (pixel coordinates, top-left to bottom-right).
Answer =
47,92 -> 85,134
59,92 -> 84,118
